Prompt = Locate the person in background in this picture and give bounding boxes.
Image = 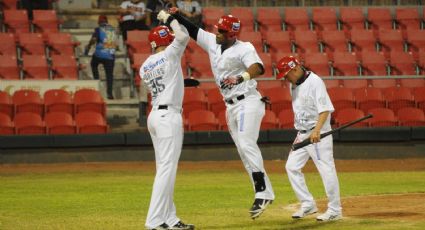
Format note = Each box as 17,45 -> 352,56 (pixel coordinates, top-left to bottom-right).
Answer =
145,0 -> 175,27
85,15 -> 117,100
176,0 -> 202,27
119,0 -> 149,41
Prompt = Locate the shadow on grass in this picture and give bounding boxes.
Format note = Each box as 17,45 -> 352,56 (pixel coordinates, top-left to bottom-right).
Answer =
203,218 -> 338,230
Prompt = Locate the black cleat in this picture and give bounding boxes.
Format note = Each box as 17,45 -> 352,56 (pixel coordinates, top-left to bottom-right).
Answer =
249,198 -> 273,219
148,223 -> 169,230
169,221 -> 195,230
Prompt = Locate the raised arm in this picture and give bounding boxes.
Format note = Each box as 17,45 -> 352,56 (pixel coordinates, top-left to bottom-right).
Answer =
169,7 -> 200,41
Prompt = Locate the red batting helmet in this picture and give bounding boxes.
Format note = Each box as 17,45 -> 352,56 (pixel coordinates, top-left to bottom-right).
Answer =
148,26 -> 174,49
215,15 -> 241,36
276,56 -> 301,79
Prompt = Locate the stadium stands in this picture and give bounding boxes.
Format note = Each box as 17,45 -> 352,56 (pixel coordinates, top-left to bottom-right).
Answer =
397,108 -> 425,126
335,108 -> 368,127
14,112 -> 46,134
3,9 -> 30,33
74,89 -> 106,117
45,112 -> 76,134
44,89 -> 74,115
0,91 -> 13,118
0,33 -> 17,56
312,7 -> 338,31
50,55 -> 80,80
22,55 -> 50,79
368,108 -> 398,127
0,113 -> 15,135
188,110 -> 219,131
340,7 -> 366,31
0,55 -> 20,80
183,88 -> 208,117
261,110 -> 279,130
278,109 -> 294,129
75,111 -> 108,134
12,89 -> 44,116
32,10 -> 62,33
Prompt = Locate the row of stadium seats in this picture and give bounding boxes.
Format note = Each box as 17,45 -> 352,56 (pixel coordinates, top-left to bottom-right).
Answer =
0,111 -> 108,135
1,9 -> 62,33
0,54 -> 81,80
146,86 -> 425,119
202,7 -> 424,33
0,32 -> 79,57
179,106 -> 425,131
0,89 -> 106,119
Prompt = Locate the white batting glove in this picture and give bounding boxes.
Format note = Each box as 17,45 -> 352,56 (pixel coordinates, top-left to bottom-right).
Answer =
157,10 -> 171,24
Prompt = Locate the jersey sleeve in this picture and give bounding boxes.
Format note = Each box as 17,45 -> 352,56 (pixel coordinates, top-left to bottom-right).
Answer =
240,43 -> 264,69
314,78 -> 335,114
164,20 -> 189,59
196,29 -> 216,52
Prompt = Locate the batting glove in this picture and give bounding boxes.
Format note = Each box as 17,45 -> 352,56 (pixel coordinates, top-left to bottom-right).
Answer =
157,10 -> 171,24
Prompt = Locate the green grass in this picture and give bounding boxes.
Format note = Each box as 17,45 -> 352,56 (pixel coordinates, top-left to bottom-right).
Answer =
1,167 -> 425,229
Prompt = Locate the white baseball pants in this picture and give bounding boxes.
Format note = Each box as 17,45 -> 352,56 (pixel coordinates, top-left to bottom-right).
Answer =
226,91 -> 275,200
285,132 -> 342,213
145,108 -> 183,228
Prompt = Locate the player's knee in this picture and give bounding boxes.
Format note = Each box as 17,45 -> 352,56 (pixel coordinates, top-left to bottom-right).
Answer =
285,161 -> 298,173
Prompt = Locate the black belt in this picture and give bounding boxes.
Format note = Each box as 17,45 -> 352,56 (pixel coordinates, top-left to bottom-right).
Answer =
299,127 -> 315,134
158,105 -> 168,110
225,94 -> 245,104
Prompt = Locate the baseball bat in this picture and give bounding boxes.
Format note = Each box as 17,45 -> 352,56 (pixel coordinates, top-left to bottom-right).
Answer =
291,114 -> 373,151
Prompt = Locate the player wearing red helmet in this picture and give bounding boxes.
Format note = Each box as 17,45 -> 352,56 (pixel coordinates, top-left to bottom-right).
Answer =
276,56 -> 342,221
169,8 -> 275,220
141,10 -> 194,230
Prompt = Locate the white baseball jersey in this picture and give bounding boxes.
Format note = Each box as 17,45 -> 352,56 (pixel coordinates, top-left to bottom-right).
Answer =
140,36 -> 186,108
290,72 -> 334,131
196,29 -> 263,99
120,1 -> 146,21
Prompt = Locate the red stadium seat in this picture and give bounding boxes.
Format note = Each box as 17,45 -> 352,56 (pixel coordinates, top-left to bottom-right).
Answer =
322,31 -> 349,54
407,30 -> 425,54
229,8 -> 255,32
74,89 -> 106,116
312,7 -> 338,31
354,87 -> 385,113
367,8 -> 393,30
328,88 -> 356,116
257,8 -> 282,35
14,112 -> 46,135
278,109 -> 294,129
126,30 -> 151,59
202,8 -> 225,32
258,53 -> 274,77
198,82 -> 217,93
3,10 -> 30,33
44,89 -> 74,115
323,79 -> 342,89
368,108 -> 398,127
46,33 -> 80,55
265,87 -> 292,116
0,33 -> 17,56
413,87 -> 425,111
335,108 -> 368,127
340,7 -> 366,31
22,55 -> 50,79
378,29 -> 404,53
217,110 -> 227,130
51,55 -> 81,80
383,87 -> 415,113
420,53 -> 425,72
207,88 -> 225,116
400,79 -> 425,88
350,29 -> 377,52
0,0 -> 18,9
239,31 -> 264,52
18,33 -> 46,55
397,107 -> 425,127
261,110 -> 279,130
395,8 -> 421,30
183,88 -> 208,117
186,39 -> 206,54
332,52 -> 359,76
0,55 -> 20,80
188,110 -> 219,131
294,30 -> 320,53
32,10 -> 62,33
75,112 -> 108,134
389,51 -> 416,76
361,52 -> 388,76
187,52 -> 213,78
12,89 -> 44,116
0,113 -> 15,135
265,31 -> 292,54
304,53 -> 330,76
131,52 -> 151,76
0,91 -> 13,118
343,79 -> 369,89
284,8 -> 310,32
257,80 -> 284,91
370,79 -> 397,89
45,112 -> 76,134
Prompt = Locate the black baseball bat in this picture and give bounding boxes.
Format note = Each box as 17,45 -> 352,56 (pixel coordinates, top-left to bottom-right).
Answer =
291,114 -> 373,151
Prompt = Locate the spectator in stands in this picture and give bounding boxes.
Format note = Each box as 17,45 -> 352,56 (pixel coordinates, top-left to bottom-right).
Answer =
119,0 -> 150,41
21,0 -> 49,20
145,0 -> 175,27
85,15 -> 117,100
176,0 -> 202,27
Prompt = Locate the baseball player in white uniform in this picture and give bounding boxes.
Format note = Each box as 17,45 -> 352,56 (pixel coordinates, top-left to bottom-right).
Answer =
276,56 -> 342,221
170,8 -> 275,219
140,10 -> 194,230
